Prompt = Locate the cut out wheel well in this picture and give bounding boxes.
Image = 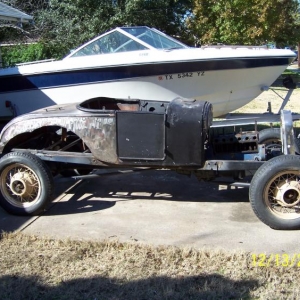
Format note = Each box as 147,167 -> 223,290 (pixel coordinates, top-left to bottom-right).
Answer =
3,126 -> 90,155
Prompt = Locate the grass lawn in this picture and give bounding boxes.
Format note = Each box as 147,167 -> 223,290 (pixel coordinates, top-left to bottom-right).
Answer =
1,232 -> 300,300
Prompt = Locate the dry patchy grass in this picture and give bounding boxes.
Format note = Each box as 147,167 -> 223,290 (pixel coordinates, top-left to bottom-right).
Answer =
0,232 -> 299,300
231,88 -> 300,130
234,88 -> 300,115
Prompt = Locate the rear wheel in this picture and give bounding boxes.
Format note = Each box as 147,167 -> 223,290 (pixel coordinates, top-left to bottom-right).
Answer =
249,155 -> 300,229
0,152 -> 53,215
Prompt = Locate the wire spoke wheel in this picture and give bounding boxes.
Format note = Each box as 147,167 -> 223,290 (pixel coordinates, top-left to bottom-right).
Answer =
0,163 -> 41,208
0,152 -> 53,215
264,171 -> 300,219
250,155 -> 300,230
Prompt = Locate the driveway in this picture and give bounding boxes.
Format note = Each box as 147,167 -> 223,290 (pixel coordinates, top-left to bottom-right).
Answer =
0,169 -> 299,254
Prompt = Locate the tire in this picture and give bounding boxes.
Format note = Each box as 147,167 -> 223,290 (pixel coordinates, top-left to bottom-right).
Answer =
258,128 -> 281,146
249,155 -> 300,229
0,152 -> 54,216
259,128 -> 300,154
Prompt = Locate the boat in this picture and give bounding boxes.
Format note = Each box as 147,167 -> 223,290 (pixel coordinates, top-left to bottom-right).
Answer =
0,26 -> 296,119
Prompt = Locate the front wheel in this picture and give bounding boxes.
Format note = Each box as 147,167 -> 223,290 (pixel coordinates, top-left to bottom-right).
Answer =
249,155 -> 300,229
0,152 -> 54,215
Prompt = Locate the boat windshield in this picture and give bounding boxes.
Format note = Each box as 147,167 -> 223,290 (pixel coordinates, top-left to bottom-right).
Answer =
121,27 -> 186,50
70,31 -> 148,57
68,26 -> 187,58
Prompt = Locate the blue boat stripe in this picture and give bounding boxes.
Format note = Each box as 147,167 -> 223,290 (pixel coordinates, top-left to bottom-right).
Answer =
0,57 -> 293,94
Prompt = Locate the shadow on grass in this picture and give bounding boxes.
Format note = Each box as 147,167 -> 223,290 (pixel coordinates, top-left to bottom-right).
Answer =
0,273 -> 258,300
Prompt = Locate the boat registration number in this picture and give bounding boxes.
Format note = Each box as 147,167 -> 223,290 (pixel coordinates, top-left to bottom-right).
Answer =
161,71 -> 205,80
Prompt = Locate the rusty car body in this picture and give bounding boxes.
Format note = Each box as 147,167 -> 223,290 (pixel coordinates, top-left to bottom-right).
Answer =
0,97 -> 212,168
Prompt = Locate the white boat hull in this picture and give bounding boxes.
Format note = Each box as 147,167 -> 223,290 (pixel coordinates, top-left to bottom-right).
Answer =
0,64 -> 286,118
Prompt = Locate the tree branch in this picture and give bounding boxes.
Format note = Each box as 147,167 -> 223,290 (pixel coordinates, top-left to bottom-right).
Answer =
0,23 -> 30,35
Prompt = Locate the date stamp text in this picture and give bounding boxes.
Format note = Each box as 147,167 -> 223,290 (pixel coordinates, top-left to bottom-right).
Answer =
252,253 -> 300,267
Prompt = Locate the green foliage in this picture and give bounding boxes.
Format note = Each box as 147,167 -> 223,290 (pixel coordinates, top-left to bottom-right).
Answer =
34,0 -> 193,58
34,0 -> 116,58
188,0 -> 300,46
1,43 -> 49,67
2,0 -> 192,61
1,0 -> 300,65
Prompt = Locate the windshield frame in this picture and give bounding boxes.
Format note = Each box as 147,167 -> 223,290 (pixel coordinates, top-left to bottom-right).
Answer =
65,26 -> 188,59
121,26 -> 188,50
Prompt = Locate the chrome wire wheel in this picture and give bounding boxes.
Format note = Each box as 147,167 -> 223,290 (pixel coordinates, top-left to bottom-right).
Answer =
0,163 -> 41,208
264,171 -> 300,219
250,155 -> 300,229
0,152 -> 53,215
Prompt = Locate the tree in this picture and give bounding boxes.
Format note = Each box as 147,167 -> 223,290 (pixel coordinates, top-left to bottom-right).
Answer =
0,0 -> 193,62
34,0 -> 193,58
187,0 -> 300,47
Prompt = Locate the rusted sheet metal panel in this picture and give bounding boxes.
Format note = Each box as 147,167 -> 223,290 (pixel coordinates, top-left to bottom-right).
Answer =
0,116 -> 119,163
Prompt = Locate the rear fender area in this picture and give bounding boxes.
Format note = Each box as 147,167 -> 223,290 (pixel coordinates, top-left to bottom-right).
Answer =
0,116 -> 118,164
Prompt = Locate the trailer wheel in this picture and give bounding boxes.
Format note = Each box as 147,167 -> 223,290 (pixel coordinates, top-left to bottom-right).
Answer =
259,128 -> 300,153
259,128 -> 281,146
249,155 -> 300,229
0,152 -> 54,215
